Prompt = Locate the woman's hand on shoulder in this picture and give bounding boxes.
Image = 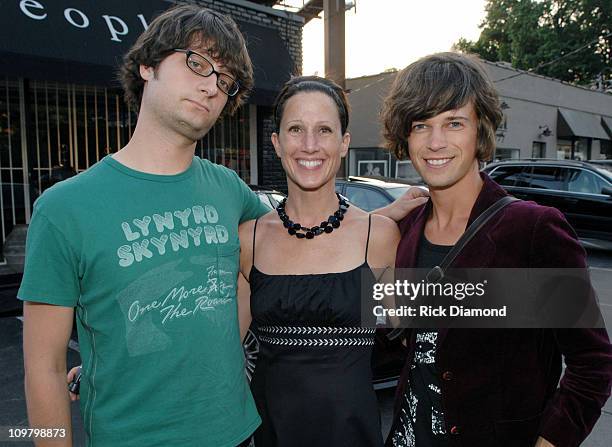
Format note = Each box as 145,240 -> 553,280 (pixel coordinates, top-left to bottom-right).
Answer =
372,187 -> 429,222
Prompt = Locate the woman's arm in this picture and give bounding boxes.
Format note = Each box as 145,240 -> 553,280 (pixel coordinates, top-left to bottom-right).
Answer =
237,273 -> 253,342
238,220 -> 256,341
368,214 -> 401,271
367,214 -> 401,328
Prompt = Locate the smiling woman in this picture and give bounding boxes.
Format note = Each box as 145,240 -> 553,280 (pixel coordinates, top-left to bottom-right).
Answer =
236,75 -> 403,447
272,86 -> 350,193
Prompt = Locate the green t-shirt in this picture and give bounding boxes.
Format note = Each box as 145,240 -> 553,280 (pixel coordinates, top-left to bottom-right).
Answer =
18,156 -> 269,447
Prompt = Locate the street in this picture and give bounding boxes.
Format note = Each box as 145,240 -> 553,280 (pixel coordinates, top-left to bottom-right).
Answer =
1,249 -> 611,446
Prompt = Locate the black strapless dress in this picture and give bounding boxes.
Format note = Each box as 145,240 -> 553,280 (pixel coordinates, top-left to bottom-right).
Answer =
248,255 -> 383,447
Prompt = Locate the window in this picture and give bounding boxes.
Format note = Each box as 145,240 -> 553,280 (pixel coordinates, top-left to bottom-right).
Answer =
396,161 -> 422,183
557,140 -> 572,159
386,186 -> 410,200
347,147 -> 395,178
566,169 -> 608,195
493,148 -> 520,161
600,140 -> 612,160
488,166 -> 526,187
532,142 -> 546,158
196,106 -> 251,182
345,185 -> 390,212
573,138 -> 590,161
556,139 -> 591,160
0,79 -> 135,269
29,81 -> 134,178
256,193 -> 273,210
0,77 -> 28,247
527,167 -> 566,190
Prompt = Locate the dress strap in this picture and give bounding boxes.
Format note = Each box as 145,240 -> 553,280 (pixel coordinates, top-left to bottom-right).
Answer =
252,218 -> 259,266
365,214 -> 372,263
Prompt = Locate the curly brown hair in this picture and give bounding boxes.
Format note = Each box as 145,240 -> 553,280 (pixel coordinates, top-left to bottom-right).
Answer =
380,52 -> 502,162
120,4 -> 253,116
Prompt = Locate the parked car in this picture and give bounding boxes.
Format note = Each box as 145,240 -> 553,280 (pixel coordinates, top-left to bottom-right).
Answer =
588,159 -> 612,174
249,185 -> 286,210
335,176 -> 421,212
483,159 -> 612,249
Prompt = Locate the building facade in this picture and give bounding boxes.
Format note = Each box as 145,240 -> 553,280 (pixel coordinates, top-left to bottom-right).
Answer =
345,61 -> 612,181
0,0 -> 302,276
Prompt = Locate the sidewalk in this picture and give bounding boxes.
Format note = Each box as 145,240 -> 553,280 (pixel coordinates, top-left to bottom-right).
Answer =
2,311 -> 612,446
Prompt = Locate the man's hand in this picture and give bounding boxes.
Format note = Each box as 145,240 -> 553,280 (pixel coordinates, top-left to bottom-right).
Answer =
372,186 -> 429,222
534,436 -> 556,447
67,366 -> 81,402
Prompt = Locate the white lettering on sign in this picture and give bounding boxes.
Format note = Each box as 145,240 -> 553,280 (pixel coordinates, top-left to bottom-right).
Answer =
20,0 -> 47,20
18,2 -> 150,42
137,14 -> 149,30
64,8 -> 90,28
102,15 -> 129,42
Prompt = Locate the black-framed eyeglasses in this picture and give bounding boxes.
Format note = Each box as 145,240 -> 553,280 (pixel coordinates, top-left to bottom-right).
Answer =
173,49 -> 240,97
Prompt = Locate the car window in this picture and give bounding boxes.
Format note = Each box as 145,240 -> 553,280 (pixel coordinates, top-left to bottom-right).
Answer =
566,169 -> 608,195
386,186 -> 410,200
345,185 -> 390,212
269,193 -> 285,208
593,164 -> 612,175
526,166 -> 566,191
256,193 -> 273,210
488,165 -> 527,187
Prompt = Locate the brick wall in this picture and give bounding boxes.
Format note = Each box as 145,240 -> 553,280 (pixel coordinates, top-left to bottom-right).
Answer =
258,106 -> 287,193
193,0 -> 303,74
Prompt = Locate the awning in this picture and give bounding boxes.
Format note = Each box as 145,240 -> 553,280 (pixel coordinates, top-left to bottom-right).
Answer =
557,108 -> 610,140
0,0 -> 169,88
0,1 -> 295,104
602,116 -> 612,138
237,21 -> 295,105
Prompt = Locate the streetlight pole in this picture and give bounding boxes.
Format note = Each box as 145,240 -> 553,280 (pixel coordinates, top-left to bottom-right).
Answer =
323,0 -> 345,89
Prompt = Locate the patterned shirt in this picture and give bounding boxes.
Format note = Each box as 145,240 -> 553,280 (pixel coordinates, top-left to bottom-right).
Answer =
390,234 -> 452,447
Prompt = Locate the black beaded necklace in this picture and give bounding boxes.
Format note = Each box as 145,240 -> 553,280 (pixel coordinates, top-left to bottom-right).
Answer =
276,193 -> 350,239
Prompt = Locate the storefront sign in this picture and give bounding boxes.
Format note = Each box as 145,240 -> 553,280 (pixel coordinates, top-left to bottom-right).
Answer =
0,0 -> 169,68
0,0 -> 295,99
18,0 -> 152,42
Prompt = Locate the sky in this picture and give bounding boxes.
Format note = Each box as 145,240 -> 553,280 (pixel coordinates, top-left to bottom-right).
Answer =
278,0 -> 488,78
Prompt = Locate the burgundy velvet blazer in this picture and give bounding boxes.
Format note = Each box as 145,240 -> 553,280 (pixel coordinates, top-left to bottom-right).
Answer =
387,174 -> 612,447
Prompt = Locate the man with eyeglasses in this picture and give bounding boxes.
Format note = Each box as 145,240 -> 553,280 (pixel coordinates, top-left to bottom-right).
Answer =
173,49 -> 241,97
18,5 -> 268,447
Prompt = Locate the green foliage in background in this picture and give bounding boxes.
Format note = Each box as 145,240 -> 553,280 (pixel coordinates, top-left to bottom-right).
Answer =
454,0 -> 611,87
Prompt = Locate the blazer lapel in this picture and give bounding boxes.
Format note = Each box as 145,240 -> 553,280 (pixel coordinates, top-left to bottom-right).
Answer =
433,175 -> 508,346
396,200 -> 431,268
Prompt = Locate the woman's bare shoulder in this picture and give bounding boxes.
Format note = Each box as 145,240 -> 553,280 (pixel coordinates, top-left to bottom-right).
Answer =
370,213 -> 400,240
367,214 -> 400,268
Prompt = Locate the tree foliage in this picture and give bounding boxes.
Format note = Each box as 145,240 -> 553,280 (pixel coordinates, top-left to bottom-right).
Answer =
453,0 -> 612,87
